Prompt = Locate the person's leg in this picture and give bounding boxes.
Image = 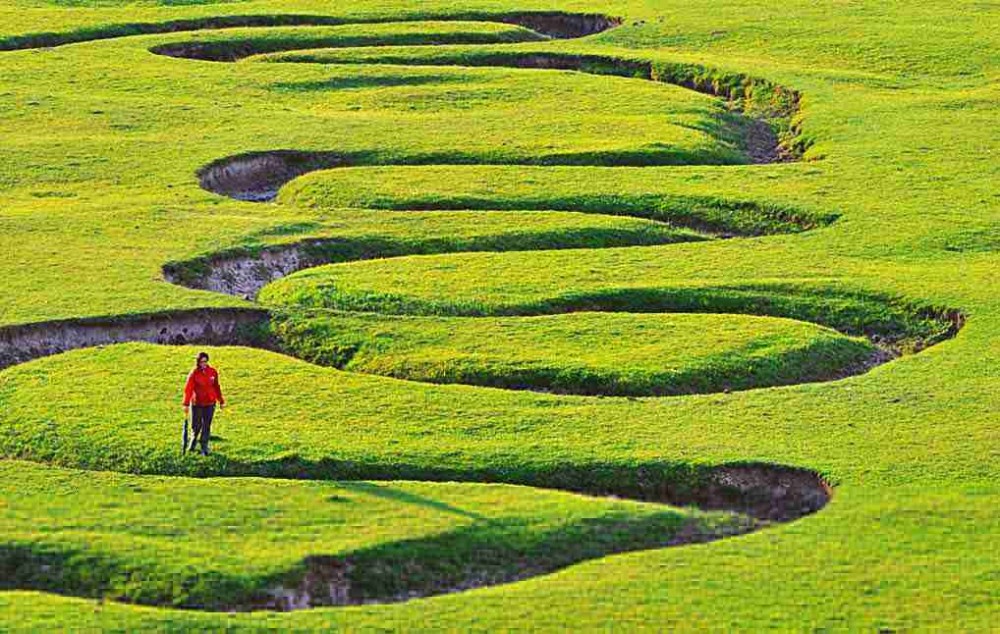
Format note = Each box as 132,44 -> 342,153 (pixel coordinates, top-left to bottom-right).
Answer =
200,405 -> 215,455
190,406 -> 203,451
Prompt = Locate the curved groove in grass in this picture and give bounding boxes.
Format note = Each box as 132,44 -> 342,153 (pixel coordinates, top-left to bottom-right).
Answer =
254,281 -> 962,394
0,11 -> 620,51
112,14 -> 956,393
147,22 -> 553,62
191,48 -> 807,202
0,458 -> 829,610
265,282 -> 961,352
196,147 -> 782,204
0,10 -> 965,613
160,228 -> 711,300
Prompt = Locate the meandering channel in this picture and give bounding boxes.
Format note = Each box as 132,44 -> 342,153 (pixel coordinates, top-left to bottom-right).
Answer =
0,10 -> 963,611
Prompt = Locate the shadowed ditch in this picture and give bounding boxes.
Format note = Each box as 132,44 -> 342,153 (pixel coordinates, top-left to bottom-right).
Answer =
0,462 -> 828,611
0,11 -> 620,51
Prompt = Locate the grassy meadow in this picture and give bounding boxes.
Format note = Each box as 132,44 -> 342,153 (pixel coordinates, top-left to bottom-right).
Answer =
0,0 -> 997,630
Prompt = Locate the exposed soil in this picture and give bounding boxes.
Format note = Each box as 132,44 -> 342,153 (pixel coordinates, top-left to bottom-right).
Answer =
688,464 -> 831,522
0,308 -> 268,370
197,151 -> 348,202
498,11 -> 620,38
261,556 -> 353,611
164,241 -> 320,299
742,118 -> 784,164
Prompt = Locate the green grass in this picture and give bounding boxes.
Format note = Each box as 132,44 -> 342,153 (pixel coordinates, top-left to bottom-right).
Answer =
3,460 -> 741,609
0,0 -> 997,630
260,43 -> 806,146
260,277 -> 956,352
149,22 -> 549,61
267,310 -> 876,396
281,165 -> 831,235
0,17 -> 748,325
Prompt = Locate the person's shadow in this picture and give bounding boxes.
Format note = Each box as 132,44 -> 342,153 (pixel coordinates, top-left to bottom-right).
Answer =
337,481 -> 486,522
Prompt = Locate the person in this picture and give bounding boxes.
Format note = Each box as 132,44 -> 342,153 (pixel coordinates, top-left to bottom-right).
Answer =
182,351 -> 225,455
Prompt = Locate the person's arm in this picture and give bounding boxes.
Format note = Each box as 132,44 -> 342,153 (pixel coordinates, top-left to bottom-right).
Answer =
182,371 -> 195,410
214,370 -> 225,407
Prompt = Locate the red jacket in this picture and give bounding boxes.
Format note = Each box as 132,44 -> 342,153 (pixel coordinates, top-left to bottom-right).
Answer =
183,366 -> 224,406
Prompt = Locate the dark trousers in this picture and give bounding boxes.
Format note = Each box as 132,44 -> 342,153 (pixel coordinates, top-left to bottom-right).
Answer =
191,405 -> 215,451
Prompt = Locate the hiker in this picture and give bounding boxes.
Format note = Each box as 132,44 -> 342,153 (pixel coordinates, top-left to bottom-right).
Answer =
182,351 -> 225,455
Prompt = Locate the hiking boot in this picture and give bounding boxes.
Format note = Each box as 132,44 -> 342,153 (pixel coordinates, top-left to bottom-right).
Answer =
200,446 -> 210,456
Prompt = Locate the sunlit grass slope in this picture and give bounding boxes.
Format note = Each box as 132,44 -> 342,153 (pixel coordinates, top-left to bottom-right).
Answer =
0,20 -> 742,325
1,338 -> 997,628
1,340 -> 992,483
3,460 -> 742,610
267,311 -> 875,396
0,0 -> 998,630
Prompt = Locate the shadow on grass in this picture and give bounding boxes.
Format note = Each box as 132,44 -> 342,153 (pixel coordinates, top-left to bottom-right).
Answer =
264,507 -> 726,609
176,454 -> 831,522
2,451 -> 810,610
338,481 -> 487,521
0,502 -> 733,611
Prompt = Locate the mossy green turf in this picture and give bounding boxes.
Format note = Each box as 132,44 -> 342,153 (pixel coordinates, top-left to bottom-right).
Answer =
3,459 -> 738,609
268,311 -> 874,396
0,21 -> 742,325
0,0 -> 998,631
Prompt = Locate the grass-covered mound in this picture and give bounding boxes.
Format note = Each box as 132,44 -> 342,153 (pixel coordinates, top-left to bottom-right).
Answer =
1,460 -> 745,610
281,165 -> 831,235
260,274 -> 956,353
268,311 -> 875,396
0,343 -> 834,490
149,21 -> 548,62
